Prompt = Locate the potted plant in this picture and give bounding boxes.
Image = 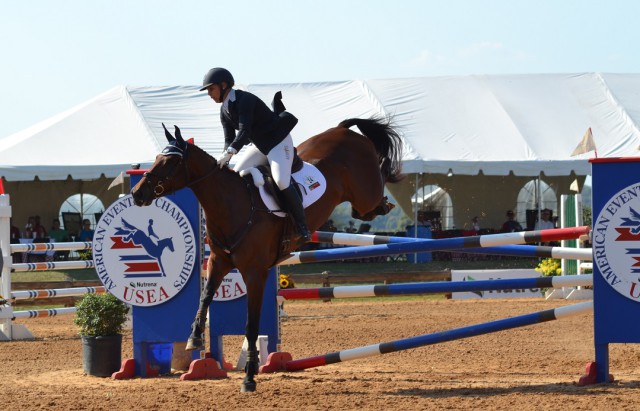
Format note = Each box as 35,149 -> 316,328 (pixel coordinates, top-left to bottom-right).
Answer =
74,292 -> 129,377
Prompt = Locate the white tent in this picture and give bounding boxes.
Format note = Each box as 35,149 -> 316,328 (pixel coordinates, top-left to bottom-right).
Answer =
4,72 -> 640,181
2,73 -> 640,230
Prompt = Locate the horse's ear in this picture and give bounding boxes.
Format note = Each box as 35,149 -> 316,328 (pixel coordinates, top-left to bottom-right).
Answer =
162,123 -> 175,143
174,125 -> 185,144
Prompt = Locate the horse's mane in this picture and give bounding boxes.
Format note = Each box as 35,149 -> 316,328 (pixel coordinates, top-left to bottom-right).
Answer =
187,142 -> 217,164
186,142 -> 245,181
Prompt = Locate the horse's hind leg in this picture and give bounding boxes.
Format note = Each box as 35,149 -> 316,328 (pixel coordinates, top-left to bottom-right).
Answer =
241,271 -> 266,393
351,196 -> 396,221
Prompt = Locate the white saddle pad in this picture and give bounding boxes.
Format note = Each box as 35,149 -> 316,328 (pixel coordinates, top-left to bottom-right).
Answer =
257,162 -> 327,217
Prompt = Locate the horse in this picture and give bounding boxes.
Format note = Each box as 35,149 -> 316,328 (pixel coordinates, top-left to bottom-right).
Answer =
130,117 -> 403,392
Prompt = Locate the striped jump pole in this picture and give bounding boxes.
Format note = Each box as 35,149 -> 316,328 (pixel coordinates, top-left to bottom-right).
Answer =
10,241 -> 92,253
11,260 -> 95,272
11,286 -> 106,301
260,301 -> 593,373
11,307 -> 77,319
280,226 -> 590,265
310,231 -> 592,261
279,274 -> 593,300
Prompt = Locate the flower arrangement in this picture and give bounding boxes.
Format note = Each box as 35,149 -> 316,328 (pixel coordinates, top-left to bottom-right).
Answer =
535,258 -> 562,276
279,273 -> 295,289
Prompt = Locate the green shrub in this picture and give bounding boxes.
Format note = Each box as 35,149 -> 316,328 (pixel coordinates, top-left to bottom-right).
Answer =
74,293 -> 128,336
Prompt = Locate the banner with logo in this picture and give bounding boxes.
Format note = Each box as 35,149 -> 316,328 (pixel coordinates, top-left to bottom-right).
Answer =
93,195 -> 197,307
451,269 -> 541,299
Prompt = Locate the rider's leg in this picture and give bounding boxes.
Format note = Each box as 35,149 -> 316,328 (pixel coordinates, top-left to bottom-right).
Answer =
233,144 -> 267,173
268,135 -> 310,241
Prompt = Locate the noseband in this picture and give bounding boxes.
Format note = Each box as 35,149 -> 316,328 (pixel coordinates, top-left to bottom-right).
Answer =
143,153 -> 185,197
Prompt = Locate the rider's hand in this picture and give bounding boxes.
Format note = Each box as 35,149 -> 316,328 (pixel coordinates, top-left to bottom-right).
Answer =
217,147 -> 237,169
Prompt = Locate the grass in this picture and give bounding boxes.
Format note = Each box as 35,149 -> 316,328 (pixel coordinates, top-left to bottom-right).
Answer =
11,268 -> 99,282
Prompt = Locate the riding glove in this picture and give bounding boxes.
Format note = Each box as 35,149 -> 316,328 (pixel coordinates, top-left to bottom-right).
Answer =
217,147 -> 237,168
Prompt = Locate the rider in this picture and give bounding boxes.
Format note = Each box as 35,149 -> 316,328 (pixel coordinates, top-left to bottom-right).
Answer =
200,67 -> 310,242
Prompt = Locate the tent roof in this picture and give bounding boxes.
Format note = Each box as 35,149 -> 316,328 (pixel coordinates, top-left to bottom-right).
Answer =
2,72 -> 640,181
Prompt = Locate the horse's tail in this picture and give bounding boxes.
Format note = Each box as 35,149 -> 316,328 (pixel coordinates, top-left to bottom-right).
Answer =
338,117 -> 404,183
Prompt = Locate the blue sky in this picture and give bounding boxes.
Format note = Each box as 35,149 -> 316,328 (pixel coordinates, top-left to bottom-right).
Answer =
1,0 -> 638,139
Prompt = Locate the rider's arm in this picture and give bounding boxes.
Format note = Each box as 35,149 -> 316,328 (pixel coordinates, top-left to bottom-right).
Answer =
229,93 -> 258,152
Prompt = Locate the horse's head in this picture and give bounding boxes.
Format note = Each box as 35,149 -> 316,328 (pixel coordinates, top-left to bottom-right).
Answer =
164,237 -> 175,252
132,124 -> 190,206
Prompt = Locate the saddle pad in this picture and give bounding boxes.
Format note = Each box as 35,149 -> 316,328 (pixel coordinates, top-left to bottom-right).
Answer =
258,162 -> 327,217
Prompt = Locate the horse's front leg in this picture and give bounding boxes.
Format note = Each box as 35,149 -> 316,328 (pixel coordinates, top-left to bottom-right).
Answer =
241,270 -> 267,393
185,255 -> 230,351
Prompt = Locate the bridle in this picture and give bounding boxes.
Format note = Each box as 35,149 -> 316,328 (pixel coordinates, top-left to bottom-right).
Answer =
142,143 -> 218,197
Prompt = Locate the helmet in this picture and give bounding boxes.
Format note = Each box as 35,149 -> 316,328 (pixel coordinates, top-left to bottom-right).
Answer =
200,67 -> 234,91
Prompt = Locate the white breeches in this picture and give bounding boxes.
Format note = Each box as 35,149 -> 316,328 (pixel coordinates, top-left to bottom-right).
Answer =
233,134 -> 294,190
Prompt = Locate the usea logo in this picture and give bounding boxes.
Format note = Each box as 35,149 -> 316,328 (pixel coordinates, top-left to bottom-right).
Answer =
93,195 -> 197,307
594,183 -> 640,302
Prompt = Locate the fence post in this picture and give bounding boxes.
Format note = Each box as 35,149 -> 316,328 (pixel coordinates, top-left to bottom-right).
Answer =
0,195 -> 33,340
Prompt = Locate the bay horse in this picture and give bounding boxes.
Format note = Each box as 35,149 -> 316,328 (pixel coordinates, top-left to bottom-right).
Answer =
130,117 -> 403,392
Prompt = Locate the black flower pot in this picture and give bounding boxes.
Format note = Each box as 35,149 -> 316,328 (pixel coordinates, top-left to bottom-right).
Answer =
81,334 -> 122,377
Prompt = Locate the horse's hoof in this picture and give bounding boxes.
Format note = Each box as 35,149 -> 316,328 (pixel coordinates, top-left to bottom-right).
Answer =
240,381 -> 256,393
185,338 -> 203,351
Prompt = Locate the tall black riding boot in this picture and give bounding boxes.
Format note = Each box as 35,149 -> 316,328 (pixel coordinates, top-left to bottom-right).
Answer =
280,185 -> 310,242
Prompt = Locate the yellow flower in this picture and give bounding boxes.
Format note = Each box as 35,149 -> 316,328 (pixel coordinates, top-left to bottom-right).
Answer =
535,258 -> 562,276
279,273 -> 295,289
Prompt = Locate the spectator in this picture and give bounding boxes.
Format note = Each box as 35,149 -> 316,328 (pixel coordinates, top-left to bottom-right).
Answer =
9,218 -> 20,243
500,210 -> 523,233
33,215 -> 47,239
49,218 -> 70,260
49,218 -> 69,242
10,218 -> 22,261
471,216 -> 480,232
345,220 -> 357,233
23,216 -> 35,238
319,219 -> 337,232
78,219 -> 94,242
534,209 -> 555,230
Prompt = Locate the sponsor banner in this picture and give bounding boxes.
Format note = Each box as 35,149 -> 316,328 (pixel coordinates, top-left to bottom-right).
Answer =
451,269 -> 542,299
93,195 -> 197,307
212,269 -> 247,301
593,182 -> 640,302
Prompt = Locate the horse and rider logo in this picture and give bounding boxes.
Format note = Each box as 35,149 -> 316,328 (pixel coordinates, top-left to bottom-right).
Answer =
114,218 -> 174,278
594,184 -> 640,302
93,195 -> 197,307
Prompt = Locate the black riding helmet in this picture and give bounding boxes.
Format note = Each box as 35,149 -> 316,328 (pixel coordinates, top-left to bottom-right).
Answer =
200,67 -> 235,91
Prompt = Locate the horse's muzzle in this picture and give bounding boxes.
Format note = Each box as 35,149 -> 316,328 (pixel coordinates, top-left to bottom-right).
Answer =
131,186 -> 153,207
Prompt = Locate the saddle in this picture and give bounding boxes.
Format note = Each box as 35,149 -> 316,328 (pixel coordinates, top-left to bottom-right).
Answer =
241,148 -> 305,208
241,151 -> 325,257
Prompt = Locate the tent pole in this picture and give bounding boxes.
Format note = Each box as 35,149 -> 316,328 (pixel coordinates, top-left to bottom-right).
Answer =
80,181 -> 84,224
414,173 -> 419,238
537,172 -> 542,226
